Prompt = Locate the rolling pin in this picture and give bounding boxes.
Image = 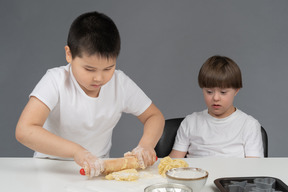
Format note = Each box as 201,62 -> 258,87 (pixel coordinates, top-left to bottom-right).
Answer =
80,156 -> 140,176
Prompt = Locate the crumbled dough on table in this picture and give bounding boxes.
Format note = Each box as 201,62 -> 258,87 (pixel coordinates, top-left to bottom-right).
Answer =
105,169 -> 139,181
158,156 -> 188,177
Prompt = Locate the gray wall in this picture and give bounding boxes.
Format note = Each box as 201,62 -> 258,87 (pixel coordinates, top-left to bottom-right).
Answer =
1,0 -> 287,158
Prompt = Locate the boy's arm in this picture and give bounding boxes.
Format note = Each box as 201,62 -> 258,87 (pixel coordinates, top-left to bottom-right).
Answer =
137,103 -> 165,149
131,103 -> 165,167
169,149 -> 187,158
15,97 -> 92,167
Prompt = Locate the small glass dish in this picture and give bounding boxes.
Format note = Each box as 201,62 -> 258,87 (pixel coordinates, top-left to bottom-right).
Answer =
144,183 -> 192,192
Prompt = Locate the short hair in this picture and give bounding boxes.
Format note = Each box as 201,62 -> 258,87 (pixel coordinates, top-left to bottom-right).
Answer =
198,55 -> 242,89
67,11 -> 120,59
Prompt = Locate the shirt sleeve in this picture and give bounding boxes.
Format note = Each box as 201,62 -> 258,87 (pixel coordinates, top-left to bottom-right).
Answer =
29,69 -> 59,110
172,117 -> 191,152
119,71 -> 152,116
243,118 -> 264,158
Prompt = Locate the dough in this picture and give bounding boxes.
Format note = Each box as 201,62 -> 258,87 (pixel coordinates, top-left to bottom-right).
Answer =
105,169 -> 139,181
158,156 -> 189,177
103,156 -> 139,174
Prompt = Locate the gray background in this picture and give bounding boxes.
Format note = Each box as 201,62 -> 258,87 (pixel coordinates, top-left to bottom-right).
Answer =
1,0 -> 287,158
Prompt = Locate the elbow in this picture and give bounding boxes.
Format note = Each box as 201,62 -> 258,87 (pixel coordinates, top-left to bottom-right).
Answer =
151,105 -> 165,129
15,124 -> 27,144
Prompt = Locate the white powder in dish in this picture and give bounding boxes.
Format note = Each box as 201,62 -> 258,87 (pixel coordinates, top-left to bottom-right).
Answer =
170,170 -> 206,179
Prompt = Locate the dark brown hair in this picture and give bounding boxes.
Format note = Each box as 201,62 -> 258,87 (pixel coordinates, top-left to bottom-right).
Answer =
67,11 -> 120,59
198,55 -> 242,88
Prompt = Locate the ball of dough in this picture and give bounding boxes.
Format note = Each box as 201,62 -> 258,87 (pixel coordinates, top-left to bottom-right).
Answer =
158,156 -> 188,176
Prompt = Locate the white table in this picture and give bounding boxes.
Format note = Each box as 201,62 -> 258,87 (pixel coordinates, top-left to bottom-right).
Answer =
1,157 -> 287,192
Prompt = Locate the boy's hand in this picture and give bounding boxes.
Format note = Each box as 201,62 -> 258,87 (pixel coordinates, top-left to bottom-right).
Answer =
124,145 -> 157,169
74,149 -> 104,178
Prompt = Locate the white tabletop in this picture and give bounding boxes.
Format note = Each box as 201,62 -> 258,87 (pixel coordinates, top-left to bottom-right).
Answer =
1,157 -> 287,192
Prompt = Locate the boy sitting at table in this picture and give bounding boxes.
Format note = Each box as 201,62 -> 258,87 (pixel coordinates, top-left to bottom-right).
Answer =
15,11 -> 164,177
169,55 -> 264,158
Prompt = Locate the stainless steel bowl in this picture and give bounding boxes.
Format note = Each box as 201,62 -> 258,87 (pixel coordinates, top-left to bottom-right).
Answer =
144,183 -> 193,192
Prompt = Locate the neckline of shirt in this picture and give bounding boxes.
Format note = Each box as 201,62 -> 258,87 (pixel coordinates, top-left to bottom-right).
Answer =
204,108 -> 240,123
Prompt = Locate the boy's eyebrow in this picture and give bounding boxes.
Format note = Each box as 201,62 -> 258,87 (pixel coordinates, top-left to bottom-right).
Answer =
105,64 -> 116,68
84,64 -> 116,69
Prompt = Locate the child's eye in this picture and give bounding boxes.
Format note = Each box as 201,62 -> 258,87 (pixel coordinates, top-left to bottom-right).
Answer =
206,90 -> 213,94
221,90 -> 227,94
104,67 -> 112,71
85,68 -> 95,72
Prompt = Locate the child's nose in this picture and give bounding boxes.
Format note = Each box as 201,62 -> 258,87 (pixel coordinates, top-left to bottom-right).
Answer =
213,92 -> 220,101
93,72 -> 103,82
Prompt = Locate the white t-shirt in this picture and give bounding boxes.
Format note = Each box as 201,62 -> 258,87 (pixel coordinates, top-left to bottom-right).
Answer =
30,64 -> 152,159
172,109 -> 264,158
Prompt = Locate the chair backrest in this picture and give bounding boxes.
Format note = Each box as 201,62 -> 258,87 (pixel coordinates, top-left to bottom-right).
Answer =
155,118 -> 268,158
261,126 -> 268,157
155,118 -> 184,158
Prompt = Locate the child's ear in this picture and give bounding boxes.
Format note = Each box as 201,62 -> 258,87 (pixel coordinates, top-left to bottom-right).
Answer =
64,45 -> 72,63
234,88 -> 240,96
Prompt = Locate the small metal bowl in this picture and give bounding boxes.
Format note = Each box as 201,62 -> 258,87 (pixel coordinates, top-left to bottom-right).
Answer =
144,183 -> 193,192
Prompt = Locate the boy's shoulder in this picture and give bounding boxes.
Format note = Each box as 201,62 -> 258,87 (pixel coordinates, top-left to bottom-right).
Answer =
114,69 -> 129,78
235,109 -> 260,123
45,64 -> 70,80
184,109 -> 207,121
112,69 -> 133,83
114,69 -> 125,77
47,64 -> 70,74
